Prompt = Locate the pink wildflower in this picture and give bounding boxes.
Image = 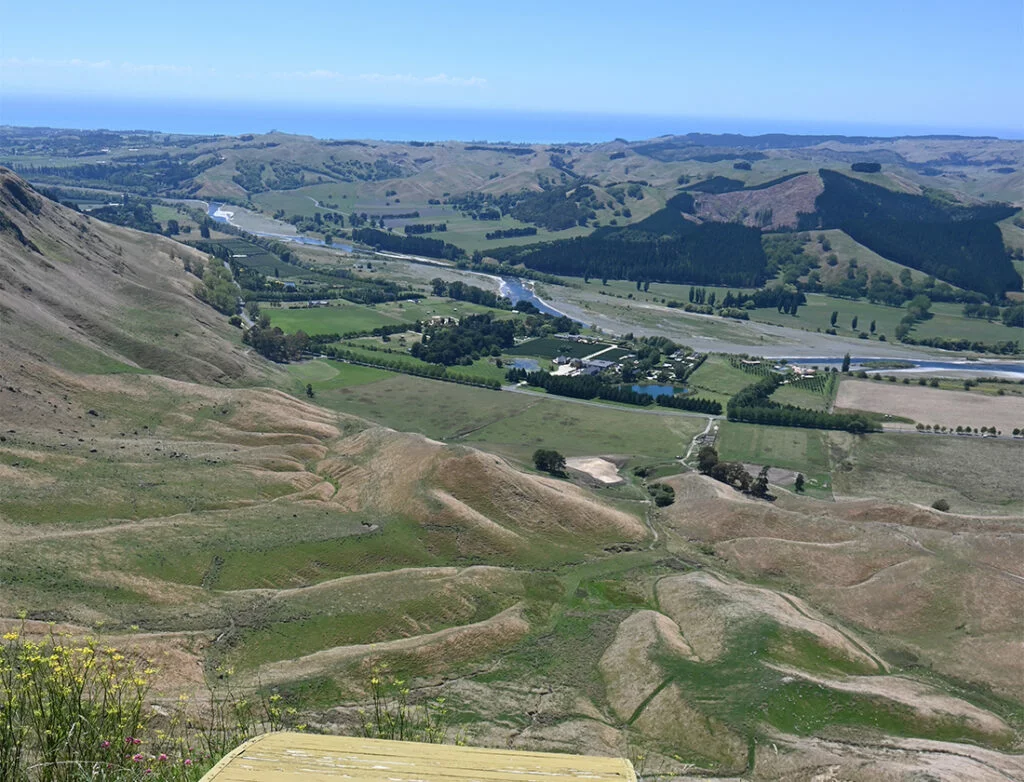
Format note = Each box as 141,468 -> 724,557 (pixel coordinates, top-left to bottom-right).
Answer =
183,759 -> 193,766
132,753 -> 145,762
100,740 -> 111,749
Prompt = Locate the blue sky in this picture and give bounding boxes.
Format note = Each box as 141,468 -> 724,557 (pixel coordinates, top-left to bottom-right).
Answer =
2,0 -> 1021,135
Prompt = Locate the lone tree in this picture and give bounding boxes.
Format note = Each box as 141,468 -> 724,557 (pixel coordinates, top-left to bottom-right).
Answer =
841,353 -> 851,373
794,473 -> 806,492
533,448 -> 567,476
697,445 -> 719,474
830,311 -> 839,327
751,465 -> 771,499
305,383 -> 315,398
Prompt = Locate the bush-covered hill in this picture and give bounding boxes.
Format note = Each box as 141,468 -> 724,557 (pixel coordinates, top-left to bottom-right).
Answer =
489,204 -> 768,287
800,170 -> 1021,298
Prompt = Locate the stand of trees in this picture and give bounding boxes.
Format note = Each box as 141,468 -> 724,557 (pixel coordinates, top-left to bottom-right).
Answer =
489,209 -> 767,287
430,278 -> 510,309
411,313 -> 516,365
243,318 -> 309,362
352,227 -> 466,261
404,222 -> 447,235
533,449 -> 567,476
485,227 -> 538,240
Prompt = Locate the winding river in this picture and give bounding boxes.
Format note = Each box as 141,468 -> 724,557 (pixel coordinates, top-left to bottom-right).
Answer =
206,203 -> 1024,378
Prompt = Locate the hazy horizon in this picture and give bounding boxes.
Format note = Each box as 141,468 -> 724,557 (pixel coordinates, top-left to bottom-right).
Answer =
3,0 -> 1021,141
3,94 -> 1022,144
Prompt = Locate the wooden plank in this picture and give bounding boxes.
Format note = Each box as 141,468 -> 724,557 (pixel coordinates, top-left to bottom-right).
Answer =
201,733 -> 635,782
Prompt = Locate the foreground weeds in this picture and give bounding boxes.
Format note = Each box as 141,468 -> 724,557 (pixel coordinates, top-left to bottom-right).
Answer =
0,627 -> 291,782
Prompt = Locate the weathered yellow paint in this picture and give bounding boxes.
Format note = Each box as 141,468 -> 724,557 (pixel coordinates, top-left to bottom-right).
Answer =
199,732 -> 636,782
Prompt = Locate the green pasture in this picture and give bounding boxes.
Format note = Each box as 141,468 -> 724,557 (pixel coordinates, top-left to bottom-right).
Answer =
310,371 -> 703,465
268,302 -> 406,334
716,422 -> 830,476
749,293 -> 1017,346
507,337 -> 612,359
806,229 -> 932,286
685,356 -> 759,405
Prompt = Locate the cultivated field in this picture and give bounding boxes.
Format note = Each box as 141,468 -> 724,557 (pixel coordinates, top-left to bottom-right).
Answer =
836,378 -> 1024,433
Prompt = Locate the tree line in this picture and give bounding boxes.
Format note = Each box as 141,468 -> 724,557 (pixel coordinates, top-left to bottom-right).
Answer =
505,368 -> 721,414
726,375 -> 877,433
352,227 -> 466,261
404,222 -> 447,235
429,278 -> 510,310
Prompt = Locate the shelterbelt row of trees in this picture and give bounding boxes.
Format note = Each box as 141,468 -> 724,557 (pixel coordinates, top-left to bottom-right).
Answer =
504,368 -> 722,414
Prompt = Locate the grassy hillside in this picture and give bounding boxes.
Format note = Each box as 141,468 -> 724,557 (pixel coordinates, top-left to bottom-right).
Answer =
1,172 -> 1023,779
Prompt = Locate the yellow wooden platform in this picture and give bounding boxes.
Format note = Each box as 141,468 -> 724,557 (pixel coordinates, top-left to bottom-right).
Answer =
200,732 -> 636,782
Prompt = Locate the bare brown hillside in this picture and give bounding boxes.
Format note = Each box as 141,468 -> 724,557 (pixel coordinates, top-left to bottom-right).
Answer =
0,168 -> 268,385
694,171 -> 823,229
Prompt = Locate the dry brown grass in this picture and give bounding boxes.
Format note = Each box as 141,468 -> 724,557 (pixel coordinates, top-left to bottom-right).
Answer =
836,379 -> 1024,434
256,604 -> 531,685
658,473 -> 1024,698
656,571 -> 882,670
694,172 -> 823,229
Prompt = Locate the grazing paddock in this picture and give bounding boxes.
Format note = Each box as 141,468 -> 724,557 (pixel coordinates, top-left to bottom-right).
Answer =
835,379 -> 1024,434
828,432 -> 1024,514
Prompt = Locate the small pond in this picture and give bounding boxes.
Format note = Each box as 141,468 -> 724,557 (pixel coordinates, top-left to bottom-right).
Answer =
629,384 -> 685,398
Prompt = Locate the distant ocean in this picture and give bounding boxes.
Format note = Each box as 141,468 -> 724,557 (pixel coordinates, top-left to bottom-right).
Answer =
3,94 -> 1019,142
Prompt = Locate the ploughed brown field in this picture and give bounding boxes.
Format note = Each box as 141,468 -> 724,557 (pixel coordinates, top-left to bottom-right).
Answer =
836,378 -> 1024,434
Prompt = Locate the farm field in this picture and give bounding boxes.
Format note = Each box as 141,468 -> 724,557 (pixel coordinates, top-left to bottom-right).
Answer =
268,302 -> 408,334
750,293 -> 909,340
749,294 -> 1019,347
506,336 -> 612,359
716,422 -> 831,486
828,431 -> 1024,514
327,345 -> 509,384
308,369 -> 704,465
267,297 -> 517,338
684,355 -> 760,405
771,374 -> 837,411
287,360 -> 392,391
911,302 -> 1021,344
835,378 -> 1024,434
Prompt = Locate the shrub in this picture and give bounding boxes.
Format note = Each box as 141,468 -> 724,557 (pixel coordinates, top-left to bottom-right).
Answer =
931,498 -> 951,512
647,483 -> 676,507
